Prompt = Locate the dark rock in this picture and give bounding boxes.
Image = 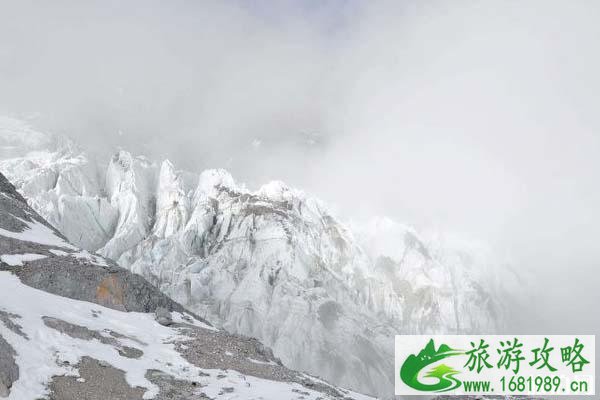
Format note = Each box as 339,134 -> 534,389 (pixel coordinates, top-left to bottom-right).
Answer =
155,307 -> 173,326
0,334 -> 18,398
0,310 -> 28,339
118,347 -> 143,359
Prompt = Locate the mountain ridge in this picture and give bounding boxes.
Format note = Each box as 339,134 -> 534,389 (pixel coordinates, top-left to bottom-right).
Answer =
0,166 -> 374,400
0,118 -> 519,397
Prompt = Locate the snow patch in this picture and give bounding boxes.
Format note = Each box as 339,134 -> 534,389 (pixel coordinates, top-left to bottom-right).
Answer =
70,250 -> 109,267
0,253 -> 47,266
0,272 -> 370,400
0,272 -> 200,399
195,169 -> 238,199
0,218 -> 76,250
171,312 -> 218,332
247,357 -> 278,366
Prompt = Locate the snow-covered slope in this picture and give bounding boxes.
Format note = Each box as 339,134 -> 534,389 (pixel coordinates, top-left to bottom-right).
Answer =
0,169 -> 372,400
0,118 -> 518,398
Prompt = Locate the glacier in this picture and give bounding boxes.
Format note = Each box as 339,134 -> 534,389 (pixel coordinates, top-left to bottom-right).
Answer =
0,117 -> 519,398
0,164 -> 373,400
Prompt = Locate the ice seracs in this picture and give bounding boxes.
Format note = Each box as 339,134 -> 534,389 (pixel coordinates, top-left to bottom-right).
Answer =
102,150 -> 157,260
0,119 -> 518,398
0,168 -> 373,400
153,160 -> 190,239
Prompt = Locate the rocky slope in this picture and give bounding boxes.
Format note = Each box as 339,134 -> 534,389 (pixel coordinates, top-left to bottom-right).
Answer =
0,117 -> 519,398
0,169 -> 373,400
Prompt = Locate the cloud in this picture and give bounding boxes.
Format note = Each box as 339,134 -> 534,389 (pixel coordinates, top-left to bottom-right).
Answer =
0,0 -> 598,339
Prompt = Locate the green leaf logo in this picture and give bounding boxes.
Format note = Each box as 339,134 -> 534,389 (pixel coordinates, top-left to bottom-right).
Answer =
400,339 -> 464,392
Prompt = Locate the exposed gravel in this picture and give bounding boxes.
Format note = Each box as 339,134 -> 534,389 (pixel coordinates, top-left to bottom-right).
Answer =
146,369 -> 206,400
42,316 -> 144,360
48,358 -> 209,400
174,324 -> 349,398
47,357 -> 145,400
42,316 -> 121,346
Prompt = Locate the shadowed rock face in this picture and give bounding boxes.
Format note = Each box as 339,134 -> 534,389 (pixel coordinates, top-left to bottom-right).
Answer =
0,335 -> 18,397
0,310 -> 25,396
0,174 -> 27,208
14,262 -> 187,314
0,173 -> 59,236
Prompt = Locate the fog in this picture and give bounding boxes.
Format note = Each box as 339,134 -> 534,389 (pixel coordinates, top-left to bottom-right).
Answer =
1,0 -> 598,341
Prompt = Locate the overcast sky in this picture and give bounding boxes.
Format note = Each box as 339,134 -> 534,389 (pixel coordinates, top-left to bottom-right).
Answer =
1,0 -> 598,338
